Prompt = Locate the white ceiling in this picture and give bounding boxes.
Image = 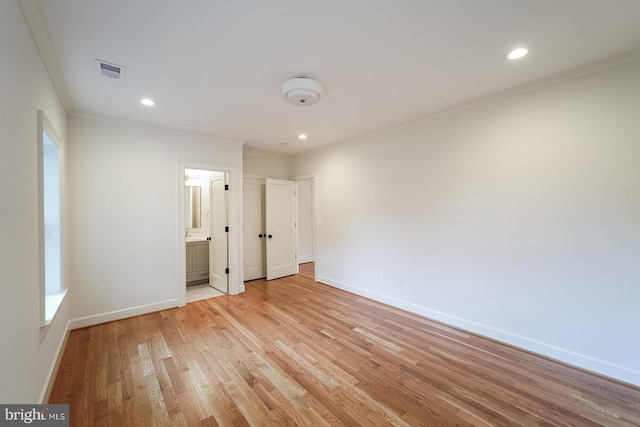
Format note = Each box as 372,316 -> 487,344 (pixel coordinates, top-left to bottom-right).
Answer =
36,0 -> 640,156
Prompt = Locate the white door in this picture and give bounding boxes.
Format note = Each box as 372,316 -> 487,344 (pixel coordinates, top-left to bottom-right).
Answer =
243,178 -> 265,280
209,173 -> 228,293
265,179 -> 297,280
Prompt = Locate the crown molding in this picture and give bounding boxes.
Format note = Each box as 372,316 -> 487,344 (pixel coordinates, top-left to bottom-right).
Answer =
294,47 -> 640,161
18,0 -> 73,113
70,111 -> 246,146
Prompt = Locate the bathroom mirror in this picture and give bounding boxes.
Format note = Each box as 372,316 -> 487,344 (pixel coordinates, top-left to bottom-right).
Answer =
185,185 -> 201,229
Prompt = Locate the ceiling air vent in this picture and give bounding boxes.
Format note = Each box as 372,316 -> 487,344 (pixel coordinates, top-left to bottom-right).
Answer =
95,59 -> 125,80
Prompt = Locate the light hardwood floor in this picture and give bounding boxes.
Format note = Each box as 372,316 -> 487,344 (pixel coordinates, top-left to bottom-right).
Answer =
50,263 -> 640,426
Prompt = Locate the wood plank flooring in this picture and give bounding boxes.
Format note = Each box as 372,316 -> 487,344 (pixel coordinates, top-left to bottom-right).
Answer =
49,263 -> 640,426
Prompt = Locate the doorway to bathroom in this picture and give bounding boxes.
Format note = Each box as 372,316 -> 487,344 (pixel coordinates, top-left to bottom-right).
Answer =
184,168 -> 229,293
182,166 -> 231,303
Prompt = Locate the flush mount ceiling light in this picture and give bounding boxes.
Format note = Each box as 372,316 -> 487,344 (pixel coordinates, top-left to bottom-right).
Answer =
140,98 -> 155,106
283,77 -> 322,106
506,47 -> 530,60
298,134 -> 308,140
280,142 -> 290,147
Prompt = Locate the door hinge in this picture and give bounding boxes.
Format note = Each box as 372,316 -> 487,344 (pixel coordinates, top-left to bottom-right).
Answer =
225,267 -> 230,274
225,184 -> 229,191
225,226 -> 229,232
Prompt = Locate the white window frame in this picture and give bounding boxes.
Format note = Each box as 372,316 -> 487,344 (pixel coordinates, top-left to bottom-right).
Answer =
37,110 -> 67,327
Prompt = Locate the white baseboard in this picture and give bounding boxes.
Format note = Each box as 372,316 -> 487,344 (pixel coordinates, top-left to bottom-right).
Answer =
38,319 -> 71,404
317,275 -> 640,388
69,299 -> 180,330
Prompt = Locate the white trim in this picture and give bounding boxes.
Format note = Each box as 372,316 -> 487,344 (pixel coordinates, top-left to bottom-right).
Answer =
293,49 -> 640,162
18,0 -> 73,112
317,275 -> 640,388
43,289 -> 67,326
293,173 -> 319,281
241,151 -> 290,161
71,111 -> 244,147
38,319 -> 71,403
69,299 -> 179,330
243,172 -> 290,180
178,160 -> 243,307
38,110 -> 66,331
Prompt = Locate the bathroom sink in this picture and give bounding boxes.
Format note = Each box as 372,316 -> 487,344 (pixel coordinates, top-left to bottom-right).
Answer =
186,236 -> 208,242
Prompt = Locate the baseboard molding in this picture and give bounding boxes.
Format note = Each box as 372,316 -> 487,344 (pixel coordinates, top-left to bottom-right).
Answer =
39,319 -> 70,404
238,284 -> 246,294
69,299 -> 180,330
317,275 -> 640,388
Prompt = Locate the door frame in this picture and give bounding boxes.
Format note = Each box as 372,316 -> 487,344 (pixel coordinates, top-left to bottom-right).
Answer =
178,160 -> 242,306
293,173 -> 319,282
243,177 -> 266,281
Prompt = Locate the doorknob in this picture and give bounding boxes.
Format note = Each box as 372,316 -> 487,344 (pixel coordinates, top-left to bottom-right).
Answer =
259,234 -> 263,238
268,234 -> 273,239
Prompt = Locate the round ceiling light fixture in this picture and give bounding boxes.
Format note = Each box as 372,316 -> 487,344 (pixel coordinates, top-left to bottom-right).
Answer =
283,77 -> 322,106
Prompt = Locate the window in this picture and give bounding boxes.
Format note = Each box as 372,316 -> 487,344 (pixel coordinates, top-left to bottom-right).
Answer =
38,111 -> 66,326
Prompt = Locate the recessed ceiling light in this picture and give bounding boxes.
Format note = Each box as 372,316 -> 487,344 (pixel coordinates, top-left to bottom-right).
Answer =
140,98 -> 155,106
298,134 -> 308,140
506,47 -> 530,60
280,143 -> 290,147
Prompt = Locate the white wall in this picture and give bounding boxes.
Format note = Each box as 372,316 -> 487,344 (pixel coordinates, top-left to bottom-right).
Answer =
243,151 -> 291,178
0,0 -> 69,402
296,179 -> 314,263
67,116 -> 243,324
292,58 -> 640,386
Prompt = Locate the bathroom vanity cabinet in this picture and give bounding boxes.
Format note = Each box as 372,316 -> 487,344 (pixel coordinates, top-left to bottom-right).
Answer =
186,241 -> 209,283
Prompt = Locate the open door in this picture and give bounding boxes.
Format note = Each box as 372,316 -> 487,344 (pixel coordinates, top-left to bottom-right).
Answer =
209,172 -> 229,293
265,179 -> 297,280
